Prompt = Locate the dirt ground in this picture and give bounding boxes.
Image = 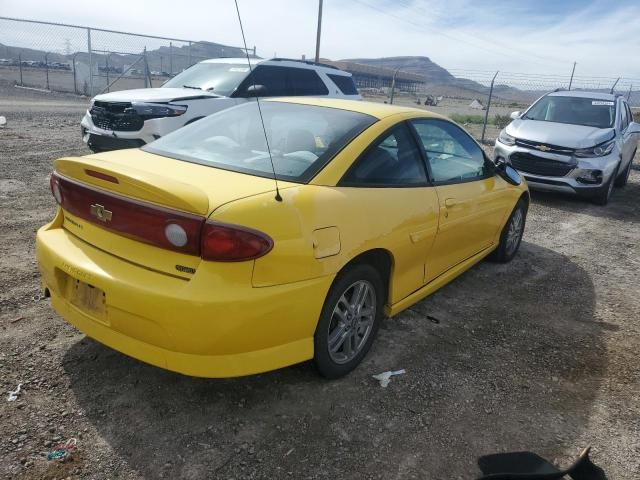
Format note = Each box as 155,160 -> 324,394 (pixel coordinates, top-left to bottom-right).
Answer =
1,82 -> 639,480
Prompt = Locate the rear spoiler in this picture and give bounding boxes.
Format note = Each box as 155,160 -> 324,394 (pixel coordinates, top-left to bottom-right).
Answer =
54,157 -> 209,215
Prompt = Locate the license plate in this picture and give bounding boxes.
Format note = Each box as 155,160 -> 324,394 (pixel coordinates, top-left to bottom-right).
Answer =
67,278 -> 107,320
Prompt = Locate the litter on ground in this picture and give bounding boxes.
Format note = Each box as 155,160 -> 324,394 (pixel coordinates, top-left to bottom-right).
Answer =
372,369 -> 406,388
7,383 -> 22,402
47,438 -> 78,459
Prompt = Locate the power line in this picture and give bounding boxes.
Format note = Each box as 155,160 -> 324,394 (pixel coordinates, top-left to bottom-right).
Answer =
350,0 -> 565,69
391,0 -> 567,66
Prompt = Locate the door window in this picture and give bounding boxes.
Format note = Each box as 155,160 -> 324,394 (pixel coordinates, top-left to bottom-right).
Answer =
340,123 -> 428,186
411,119 -> 488,184
236,66 -> 328,97
620,102 -> 629,131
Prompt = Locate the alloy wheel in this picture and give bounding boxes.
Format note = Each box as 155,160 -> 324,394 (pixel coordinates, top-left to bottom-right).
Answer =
327,280 -> 376,364
506,208 -> 524,256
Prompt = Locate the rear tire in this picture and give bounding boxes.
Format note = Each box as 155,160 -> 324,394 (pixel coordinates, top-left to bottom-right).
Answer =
592,165 -> 618,205
314,264 -> 384,379
489,198 -> 527,263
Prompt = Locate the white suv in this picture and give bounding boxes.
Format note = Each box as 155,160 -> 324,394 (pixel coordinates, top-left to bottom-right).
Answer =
81,58 -> 361,152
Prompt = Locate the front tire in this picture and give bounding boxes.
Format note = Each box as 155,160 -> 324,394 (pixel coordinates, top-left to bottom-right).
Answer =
314,264 -> 384,379
615,154 -> 634,187
489,198 -> 527,263
592,165 -> 618,205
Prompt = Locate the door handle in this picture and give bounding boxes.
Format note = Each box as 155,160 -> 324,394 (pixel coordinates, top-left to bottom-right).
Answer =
444,198 -> 461,208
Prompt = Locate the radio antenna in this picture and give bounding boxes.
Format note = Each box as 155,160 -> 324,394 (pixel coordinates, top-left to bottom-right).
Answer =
234,0 -> 282,202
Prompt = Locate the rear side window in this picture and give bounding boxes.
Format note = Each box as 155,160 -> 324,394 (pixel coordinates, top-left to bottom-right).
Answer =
328,74 -> 359,95
287,68 -> 329,95
340,123 -> 427,186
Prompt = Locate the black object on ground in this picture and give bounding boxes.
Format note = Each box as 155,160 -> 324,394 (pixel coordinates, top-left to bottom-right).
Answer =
476,446 -> 606,480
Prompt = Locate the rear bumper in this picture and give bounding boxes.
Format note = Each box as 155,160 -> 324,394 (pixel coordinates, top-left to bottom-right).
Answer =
36,214 -> 333,377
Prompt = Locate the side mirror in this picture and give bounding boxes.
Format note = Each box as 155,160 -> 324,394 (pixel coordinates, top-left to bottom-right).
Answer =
493,158 -> 522,185
245,84 -> 267,98
510,111 -> 521,120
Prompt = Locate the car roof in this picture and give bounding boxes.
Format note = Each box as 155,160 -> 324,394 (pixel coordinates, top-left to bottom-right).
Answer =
199,57 -> 352,75
264,97 -> 445,120
547,90 -> 618,101
201,57 -> 265,65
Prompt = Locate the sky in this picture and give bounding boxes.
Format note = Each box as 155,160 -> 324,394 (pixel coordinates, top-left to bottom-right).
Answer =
1,0 -> 639,80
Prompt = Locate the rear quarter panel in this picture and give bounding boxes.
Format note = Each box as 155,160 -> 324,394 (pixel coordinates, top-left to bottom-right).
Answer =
209,184 -> 439,306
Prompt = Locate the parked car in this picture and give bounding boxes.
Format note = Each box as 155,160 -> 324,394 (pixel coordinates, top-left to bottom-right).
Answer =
39,98 -> 528,379
80,58 -> 361,153
494,90 -> 639,205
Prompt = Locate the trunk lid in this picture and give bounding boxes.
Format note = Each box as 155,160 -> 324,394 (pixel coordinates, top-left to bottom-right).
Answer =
53,149 -> 289,277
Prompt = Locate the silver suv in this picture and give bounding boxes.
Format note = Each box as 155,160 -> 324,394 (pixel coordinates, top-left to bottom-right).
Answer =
494,90 -> 639,205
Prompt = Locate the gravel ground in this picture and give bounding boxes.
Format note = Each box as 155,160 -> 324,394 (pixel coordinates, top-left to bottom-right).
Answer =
1,81 -> 639,479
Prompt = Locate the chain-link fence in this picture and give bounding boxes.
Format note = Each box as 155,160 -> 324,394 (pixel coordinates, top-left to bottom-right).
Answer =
2,16 -> 639,144
384,67 -> 639,144
0,16 -> 255,96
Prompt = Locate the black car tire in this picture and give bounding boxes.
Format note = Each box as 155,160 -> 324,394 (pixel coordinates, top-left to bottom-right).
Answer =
593,165 -> 618,205
314,264 -> 384,379
488,198 -> 527,263
614,154 -> 634,187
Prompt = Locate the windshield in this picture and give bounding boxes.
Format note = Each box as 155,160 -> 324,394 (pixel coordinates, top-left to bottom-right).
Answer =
162,62 -> 251,96
523,96 -> 616,128
143,101 -> 377,183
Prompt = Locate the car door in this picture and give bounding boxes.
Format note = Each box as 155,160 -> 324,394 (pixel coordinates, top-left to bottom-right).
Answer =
338,122 -> 439,304
409,118 -> 512,282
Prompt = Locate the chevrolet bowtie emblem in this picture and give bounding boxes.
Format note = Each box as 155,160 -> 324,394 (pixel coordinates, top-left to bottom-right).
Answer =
535,145 -> 551,152
90,204 -> 112,222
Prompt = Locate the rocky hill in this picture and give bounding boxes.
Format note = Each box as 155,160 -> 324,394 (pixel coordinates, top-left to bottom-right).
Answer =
341,56 -> 454,83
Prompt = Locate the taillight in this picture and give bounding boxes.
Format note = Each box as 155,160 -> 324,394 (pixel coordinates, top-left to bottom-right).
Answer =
50,174 -> 62,204
201,222 -> 273,262
50,172 -> 274,262
52,172 -> 203,255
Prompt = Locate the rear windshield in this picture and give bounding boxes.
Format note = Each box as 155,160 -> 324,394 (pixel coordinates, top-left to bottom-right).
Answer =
143,101 -> 377,183
328,74 -> 359,95
523,96 -> 616,128
162,63 -> 251,96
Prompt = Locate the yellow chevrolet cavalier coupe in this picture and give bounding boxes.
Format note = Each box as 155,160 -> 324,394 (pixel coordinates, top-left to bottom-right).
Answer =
37,98 -> 528,379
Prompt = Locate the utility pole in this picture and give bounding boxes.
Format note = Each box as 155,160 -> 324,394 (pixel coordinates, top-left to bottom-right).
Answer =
314,0 -> 323,63
568,61 -> 576,90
